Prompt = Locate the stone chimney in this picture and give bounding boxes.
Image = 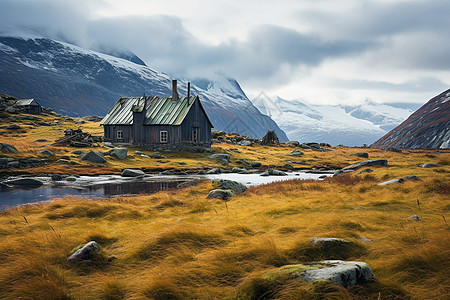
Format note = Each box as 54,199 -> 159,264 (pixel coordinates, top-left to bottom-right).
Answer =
172,80 -> 178,101
187,82 -> 191,104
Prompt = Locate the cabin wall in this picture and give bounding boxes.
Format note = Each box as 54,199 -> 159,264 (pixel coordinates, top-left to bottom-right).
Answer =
104,125 -> 133,143
180,99 -> 212,145
143,125 -> 181,144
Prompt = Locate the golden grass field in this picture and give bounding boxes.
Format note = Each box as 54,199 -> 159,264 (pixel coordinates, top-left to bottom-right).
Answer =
0,113 -> 449,299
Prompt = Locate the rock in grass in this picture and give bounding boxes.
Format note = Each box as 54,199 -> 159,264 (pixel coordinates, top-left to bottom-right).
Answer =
207,153 -> 230,165
213,179 -> 247,194
286,149 -> 304,156
150,152 -> 164,159
302,260 -> 374,286
0,143 -> 18,153
51,174 -> 63,181
5,178 -> 43,188
259,260 -> 373,287
37,149 -> 54,157
309,237 -> 350,246
206,189 -> 235,200
378,178 -> 404,186
251,161 -> 261,168
206,167 -> 222,174
107,148 -> 127,160
350,152 -> 369,159
67,241 -> 101,263
408,215 -> 420,221
80,151 -> 107,163
420,163 -> 440,168
342,159 -> 388,171
122,169 -> 145,177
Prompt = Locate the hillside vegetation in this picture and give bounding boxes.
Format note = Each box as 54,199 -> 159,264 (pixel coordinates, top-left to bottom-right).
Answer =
0,113 -> 449,299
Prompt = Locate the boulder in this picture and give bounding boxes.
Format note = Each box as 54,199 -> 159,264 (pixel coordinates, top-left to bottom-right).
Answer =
286,150 -> 304,156
342,159 -> 388,171
66,176 -> 77,182
384,147 -> 402,153
108,148 -> 127,160
283,164 -> 294,170
213,179 -> 247,194
302,260 -> 374,286
150,152 -> 164,159
104,142 -> 114,148
250,161 -> 261,168
34,139 -> 49,142
67,241 -> 101,263
260,260 -> 373,287
122,168 -> 145,177
6,161 -> 20,169
206,189 -> 235,200
0,157 -> 15,168
350,152 -> 369,159
378,178 -> 404,186
37,149 -> 54,157
403,175 -> 420,181
408,215 -> 420,221
135,150 -> 144,156
260,169 -> 287,176
231,167 -> 248,174
5,178 -> 43,188
206,167 -> 222,174
72,150 -> 85,155
309,237 -> 350,246
0,143 -> 18,153
80,151 -> 107,164
207,153 -> 230,165
421,163 -> 440,168
239,140 -> 252,146
75,120 -> 85,124
51,174 -> 64,181
286,141 -> 300,146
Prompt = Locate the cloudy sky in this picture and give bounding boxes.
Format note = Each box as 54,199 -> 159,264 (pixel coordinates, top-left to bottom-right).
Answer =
1,0 -> 449,105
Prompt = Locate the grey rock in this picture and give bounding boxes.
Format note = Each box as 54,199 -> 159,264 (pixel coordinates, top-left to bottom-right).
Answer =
359,168 -> 373,174
286,141 -> 300,146
67,241 -> 101,263
103,142 -> 114,148
232,167 -> 248,174
206,189 -> 235,200
283,164 -> 294,170
207,153 -> 230,161
260,169 -> 287,176
350,152 -> 369,159
75,120 -> 85,124
0,157 -> 15,167
6,161 -> 19,169
403,175 -> 420,181
5,178 -> 43,188
213,179 -> 247,194
408,215 -> 420,221
239,140 -> 252,146
176,161 -> 186,165
108,148 -> 127,160
229,148 -> 240,153
160,170 -> 174,175
250,161 -> 261,168
206,167 -> 222,174
421,163 -> 440,168
342,159 -> 388,171
122,168 -> 145,177
34,139 -> 49,142
135,150 -> 144,155
37,149 -> 54,157
51,174 -> 63,181
286,150 -> 304,156
150,152 -> 164,159
302,260 -> 374,286
80,151 -> 107,163
309,237 -> 350,246
66,176 -> 77,182
378,178 -> 404,186
0,143 -> 18,153
384,147 -> 401,153
97,164 -> 105,167
56,159 -> 71,164
72,150 -> 85,155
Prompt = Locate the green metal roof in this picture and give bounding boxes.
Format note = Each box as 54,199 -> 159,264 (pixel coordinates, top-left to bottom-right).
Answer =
100,95 -> 212,126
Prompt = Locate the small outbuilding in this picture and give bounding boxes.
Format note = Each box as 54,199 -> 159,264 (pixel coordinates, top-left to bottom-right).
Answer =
100,80 -> 213,148
14,99 -> 42,114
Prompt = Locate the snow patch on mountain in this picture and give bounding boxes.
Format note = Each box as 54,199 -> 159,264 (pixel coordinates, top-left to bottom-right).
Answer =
252,96 -> 414,146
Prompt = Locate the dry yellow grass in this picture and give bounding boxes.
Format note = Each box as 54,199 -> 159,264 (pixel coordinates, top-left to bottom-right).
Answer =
0,113 -> 449,299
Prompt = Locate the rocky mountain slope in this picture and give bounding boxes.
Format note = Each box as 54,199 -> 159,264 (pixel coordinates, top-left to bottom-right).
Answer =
252,96 -> 415,146
371,89 -> 450,149
0,33 -> 288,141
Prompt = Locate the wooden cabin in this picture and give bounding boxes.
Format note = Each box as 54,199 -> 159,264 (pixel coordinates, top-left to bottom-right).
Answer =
14,99 -> 42,114
100,80 -> 213,147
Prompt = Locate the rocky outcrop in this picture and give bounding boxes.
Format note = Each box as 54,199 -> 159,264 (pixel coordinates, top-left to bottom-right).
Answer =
0,143 -> 18,153
372,89 -> 450,149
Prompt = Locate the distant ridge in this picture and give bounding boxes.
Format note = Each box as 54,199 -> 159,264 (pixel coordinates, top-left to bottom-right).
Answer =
371,89 -> 450,149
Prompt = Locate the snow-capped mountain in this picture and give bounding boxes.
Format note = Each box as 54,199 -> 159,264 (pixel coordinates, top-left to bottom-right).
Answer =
372,89 -> 450,149
0,33 -> 288,141
252,95 -> 414,146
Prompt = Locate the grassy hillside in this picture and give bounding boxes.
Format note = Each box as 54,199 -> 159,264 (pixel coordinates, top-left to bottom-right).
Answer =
0,113 -> 449,299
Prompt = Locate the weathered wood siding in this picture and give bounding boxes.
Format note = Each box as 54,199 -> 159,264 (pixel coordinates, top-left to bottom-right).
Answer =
104,125 -> 133,143
179,99 -> 212,145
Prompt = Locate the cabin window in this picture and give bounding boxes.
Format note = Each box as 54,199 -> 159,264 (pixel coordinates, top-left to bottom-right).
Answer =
192,127 -> 199,142
160,131 -> 168,143
117,130 -> 123,140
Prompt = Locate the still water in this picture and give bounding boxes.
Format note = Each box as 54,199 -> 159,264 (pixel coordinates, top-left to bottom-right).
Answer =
0,172 -> 331,209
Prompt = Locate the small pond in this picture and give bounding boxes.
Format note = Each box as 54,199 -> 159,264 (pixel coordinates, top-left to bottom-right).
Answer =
0,171 -> 332,209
